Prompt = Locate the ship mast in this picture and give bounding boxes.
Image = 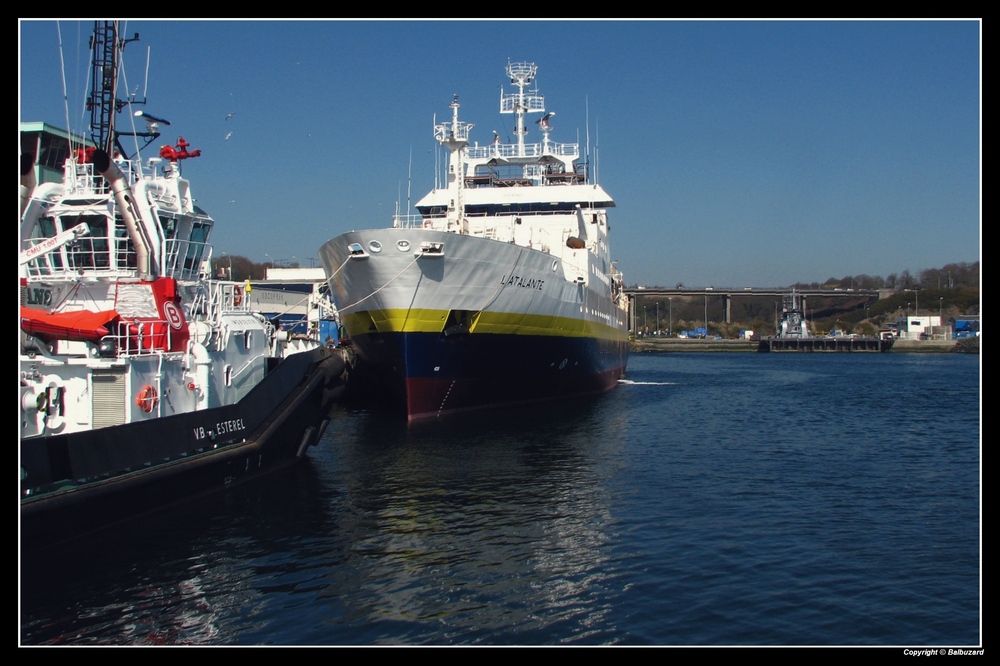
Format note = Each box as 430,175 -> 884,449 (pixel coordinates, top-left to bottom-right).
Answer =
88,21 -> 160,160
501,62 -> 545,158
434,94 -> 472,234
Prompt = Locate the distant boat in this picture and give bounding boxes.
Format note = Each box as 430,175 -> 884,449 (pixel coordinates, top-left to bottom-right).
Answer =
319,61 -> 630,421
19,21 -> 348,549
758,292 -> 892,352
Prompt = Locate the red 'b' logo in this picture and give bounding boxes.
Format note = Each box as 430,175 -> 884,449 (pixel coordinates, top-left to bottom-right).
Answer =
163,301 -> 185,330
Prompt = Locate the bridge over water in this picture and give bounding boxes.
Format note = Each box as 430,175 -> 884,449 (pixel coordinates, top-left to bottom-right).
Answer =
623,287 -> 886,332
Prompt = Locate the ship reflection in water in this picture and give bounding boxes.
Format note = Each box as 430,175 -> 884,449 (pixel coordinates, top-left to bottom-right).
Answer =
21,353 -> 980,646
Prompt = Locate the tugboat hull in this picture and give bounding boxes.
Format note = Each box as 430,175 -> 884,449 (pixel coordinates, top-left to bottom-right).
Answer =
21,347 -> 347,550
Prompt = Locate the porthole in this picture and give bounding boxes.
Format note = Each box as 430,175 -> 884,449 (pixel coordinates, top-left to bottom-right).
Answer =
396,240 -> 411,252
368,240 -> 383,253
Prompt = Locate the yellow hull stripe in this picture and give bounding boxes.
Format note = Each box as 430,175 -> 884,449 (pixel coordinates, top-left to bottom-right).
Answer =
343,308 -> 629,341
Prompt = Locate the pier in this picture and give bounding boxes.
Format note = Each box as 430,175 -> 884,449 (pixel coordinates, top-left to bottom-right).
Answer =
758,336 -> 893,353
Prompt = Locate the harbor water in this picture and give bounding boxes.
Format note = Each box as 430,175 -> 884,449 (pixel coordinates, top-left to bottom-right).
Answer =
20,352 -> 981,646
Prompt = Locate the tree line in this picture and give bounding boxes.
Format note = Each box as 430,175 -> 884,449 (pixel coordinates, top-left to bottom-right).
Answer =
633,261 -> 979,337
790,262 -> 979,291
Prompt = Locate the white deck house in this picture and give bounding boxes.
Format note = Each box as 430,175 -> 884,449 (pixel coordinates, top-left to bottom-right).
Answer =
895,315 -> 948,340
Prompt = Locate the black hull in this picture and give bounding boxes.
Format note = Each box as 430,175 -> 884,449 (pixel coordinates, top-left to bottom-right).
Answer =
20,347 -> 348,551
344,330 -> 629,421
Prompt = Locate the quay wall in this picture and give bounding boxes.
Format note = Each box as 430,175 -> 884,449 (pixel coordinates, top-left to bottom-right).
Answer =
630,338 -> 962,353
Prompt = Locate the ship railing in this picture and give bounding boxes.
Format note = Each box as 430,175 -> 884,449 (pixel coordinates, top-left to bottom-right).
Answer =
434,120 -> 474,143
22,236 -> 210,282
106,318 -> 173,356
117,158 -> 142,185
198,279 -> 252,322
61,158 -> 143,195
393,213 -> 447,229
21,233 -> 138,278
523,164 -> 547,181
500,92 -> 545,114
63,160 -> 106,195
477,223 -> 500,240
467,141 -> 578,161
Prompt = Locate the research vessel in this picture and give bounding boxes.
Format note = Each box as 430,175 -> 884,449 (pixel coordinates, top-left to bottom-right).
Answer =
319,62 -> 629,420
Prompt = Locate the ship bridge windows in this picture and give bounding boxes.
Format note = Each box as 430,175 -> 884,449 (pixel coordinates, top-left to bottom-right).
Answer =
416,202 -> 611,218
163,218 -> 212,280
454,201 -> 593,216
66,214 -> 110,269
26,131 -> 72,171
180,221 -> 211,277
159,215 -> 179,241
25,213 -> 120,273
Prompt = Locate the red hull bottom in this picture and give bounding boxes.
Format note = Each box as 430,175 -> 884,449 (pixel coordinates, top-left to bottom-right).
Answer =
403,365 -> 625,421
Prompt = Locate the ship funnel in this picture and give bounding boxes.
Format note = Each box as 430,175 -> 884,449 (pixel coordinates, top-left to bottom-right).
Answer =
93,149 -> 155,280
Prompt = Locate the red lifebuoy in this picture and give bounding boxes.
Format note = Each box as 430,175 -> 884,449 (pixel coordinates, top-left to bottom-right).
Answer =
136,385 -> 158,413
233,285 -> 243,307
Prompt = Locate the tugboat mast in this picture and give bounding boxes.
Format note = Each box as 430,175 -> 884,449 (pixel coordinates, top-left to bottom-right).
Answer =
88,21 -> 160,160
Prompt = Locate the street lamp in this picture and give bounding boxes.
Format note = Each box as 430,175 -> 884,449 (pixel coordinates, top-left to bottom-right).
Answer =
656,302 -> 660,335
704,294 -> 708,337
668,297 -> 672,337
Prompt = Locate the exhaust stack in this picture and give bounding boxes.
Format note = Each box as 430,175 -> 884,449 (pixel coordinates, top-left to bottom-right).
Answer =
93,149 -> 155,280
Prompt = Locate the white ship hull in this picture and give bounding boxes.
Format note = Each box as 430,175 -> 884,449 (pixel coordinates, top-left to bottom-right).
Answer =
320,228 -> 629,420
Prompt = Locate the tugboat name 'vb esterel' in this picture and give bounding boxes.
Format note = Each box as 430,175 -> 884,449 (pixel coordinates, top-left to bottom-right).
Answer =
19,22 -> 348,549
319,62 -> 629,421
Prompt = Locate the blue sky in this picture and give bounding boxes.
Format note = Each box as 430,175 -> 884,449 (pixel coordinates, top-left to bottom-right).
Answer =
18,19 -> 980,288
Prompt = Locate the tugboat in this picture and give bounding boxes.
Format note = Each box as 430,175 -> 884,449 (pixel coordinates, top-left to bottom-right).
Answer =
319,62 -> 630,421
19,22 -> 348,549
758,292 -> 893,352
